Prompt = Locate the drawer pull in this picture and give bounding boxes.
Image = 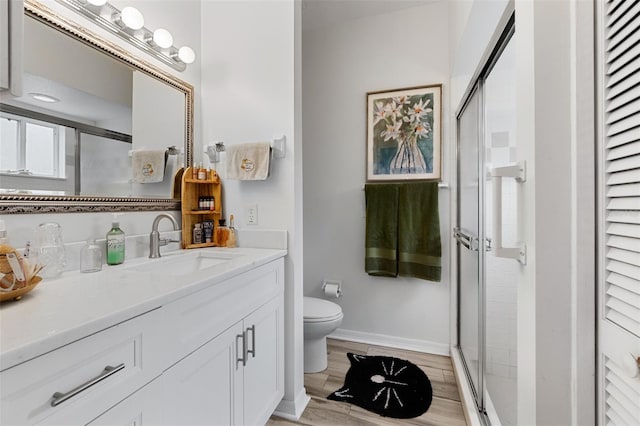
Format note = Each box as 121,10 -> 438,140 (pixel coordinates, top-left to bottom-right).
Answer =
246,325 -> 256,358
51,363 -> 125,407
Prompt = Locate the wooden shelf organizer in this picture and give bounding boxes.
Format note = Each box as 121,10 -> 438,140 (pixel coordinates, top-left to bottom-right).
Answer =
181,167 -> 222,249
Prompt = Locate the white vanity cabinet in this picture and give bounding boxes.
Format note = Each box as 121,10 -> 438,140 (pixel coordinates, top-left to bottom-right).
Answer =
161,259 -> 285,426
0,253 -> 285,426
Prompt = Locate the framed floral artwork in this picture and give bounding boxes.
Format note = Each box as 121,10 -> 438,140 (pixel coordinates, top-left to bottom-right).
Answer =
366,84 -> 442,182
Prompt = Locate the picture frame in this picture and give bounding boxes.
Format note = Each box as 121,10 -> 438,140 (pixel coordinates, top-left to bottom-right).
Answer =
366,84 -> 442,182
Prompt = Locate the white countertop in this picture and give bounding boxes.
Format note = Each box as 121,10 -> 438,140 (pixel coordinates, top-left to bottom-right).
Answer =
0,247 -> 286,371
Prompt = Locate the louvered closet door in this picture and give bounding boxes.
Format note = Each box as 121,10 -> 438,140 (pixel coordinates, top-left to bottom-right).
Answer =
599,0 -> 640,424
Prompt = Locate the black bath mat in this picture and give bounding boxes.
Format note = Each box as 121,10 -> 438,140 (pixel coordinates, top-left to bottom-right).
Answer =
327,352 -> 432,419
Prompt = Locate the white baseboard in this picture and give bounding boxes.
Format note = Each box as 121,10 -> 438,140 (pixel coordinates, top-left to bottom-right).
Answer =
329,328 -> 450,356
272,389 -> 310,421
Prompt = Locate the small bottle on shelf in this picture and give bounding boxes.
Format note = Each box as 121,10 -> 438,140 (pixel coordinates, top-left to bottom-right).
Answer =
193,223 -> 203,244
192,164 -> 199,179
215,219 -> 229,247
198,164 -> 207,180
203,221 -> 214,243
226,215 -> 237,248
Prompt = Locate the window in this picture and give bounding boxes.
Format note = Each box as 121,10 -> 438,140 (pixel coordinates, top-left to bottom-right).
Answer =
0,113 -> 65,178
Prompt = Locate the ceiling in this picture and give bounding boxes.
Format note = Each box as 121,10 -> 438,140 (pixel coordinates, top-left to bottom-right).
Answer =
7,74 -> 133,132
301,0 -> 439,32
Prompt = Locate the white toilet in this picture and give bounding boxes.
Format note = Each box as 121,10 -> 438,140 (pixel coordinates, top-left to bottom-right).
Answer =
303,297 -> 343,373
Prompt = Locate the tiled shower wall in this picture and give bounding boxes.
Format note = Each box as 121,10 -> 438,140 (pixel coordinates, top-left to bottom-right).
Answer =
485,131 -> 519,379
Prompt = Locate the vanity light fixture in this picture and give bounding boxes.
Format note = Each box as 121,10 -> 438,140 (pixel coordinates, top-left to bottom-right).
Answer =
56,0 -> 195,72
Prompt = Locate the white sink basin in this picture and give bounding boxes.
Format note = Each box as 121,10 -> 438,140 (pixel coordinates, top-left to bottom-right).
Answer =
126,251 -> 240,276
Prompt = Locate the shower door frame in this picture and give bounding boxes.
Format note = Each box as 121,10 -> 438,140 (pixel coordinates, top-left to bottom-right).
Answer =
454,15 -> 515,425
455,82 -> 486,415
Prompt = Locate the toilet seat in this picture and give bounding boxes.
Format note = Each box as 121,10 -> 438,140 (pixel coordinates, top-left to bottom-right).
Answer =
304,297 -> 343,323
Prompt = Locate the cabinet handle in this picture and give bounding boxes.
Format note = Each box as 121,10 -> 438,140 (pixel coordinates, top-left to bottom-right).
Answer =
236,333 -> 247,367
246,325 -> 256,358
51,363 -> 125,407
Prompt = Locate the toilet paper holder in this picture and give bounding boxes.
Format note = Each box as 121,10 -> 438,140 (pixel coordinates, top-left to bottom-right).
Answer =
322,279 -> 342,298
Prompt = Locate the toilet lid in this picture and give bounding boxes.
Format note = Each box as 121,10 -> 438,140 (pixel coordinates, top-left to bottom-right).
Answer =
304,297 -> 342,321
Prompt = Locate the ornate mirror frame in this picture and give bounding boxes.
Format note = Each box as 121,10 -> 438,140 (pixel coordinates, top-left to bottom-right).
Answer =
0,0 -> 194,214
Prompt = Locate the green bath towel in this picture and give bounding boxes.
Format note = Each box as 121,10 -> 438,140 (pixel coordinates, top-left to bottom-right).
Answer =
398,182 -> 441,282
365,184 -> 399,276
364,182 -> 441,282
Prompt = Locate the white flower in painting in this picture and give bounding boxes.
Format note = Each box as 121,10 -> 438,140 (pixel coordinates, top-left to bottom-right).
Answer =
381,120 -> 402,141
373,101 -> 391,125
393,95 -> 410,106
408,98 -> 432,122
388,101 -> 403,118
413,122 -> 430,138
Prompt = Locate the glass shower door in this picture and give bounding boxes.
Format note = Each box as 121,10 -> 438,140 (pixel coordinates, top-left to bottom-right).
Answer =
455,86 -> 483,407
455,22 -> 517,425
483,35 -> 517,426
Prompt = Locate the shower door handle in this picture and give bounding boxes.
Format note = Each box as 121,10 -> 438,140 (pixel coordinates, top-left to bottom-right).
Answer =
453,228 -> 479,251
490,161 -> 527,264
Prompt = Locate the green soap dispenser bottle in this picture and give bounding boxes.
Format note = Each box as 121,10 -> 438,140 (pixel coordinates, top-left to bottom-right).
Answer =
106,216 -> 125,265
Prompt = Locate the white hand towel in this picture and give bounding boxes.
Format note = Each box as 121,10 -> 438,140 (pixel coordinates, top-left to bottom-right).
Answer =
132,149 -> 166,183
226,142 -> 271,180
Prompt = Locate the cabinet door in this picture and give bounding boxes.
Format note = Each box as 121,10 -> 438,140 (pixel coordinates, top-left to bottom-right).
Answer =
87,377 -> 163,426
243,295 -> 284,426
162,322 -> 244,426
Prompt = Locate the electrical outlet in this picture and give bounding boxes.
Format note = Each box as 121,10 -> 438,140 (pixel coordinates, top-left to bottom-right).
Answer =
246,204 -> 258,225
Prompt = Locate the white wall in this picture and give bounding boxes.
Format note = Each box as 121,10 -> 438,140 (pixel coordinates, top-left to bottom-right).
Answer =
199,0 -> 306,418
516,1 -> 596,424
449,0 -> 510,110
80,134 -> 131,196
131,71 -> 185,197
302,1 -> 451,352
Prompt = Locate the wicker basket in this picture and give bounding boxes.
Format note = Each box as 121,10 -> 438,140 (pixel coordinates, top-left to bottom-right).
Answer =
0,275 -> 43,302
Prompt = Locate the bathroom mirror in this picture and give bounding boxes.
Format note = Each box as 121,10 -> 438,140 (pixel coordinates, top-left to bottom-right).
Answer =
0,0 -> 193,213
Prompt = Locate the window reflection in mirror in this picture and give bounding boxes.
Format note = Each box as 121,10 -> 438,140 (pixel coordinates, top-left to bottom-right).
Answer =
1,114 -> 65,178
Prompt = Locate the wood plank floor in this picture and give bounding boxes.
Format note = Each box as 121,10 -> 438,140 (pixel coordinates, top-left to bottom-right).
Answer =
268,339 -> 467,426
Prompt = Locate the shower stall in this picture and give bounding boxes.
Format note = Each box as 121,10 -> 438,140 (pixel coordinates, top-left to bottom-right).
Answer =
454,17 -> 520,426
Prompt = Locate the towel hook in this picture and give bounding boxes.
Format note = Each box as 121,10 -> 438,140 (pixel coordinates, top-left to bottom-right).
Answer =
271,136 -> 286,159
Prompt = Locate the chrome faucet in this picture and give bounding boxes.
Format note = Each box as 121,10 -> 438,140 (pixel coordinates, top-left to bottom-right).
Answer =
149,213 -> 180,258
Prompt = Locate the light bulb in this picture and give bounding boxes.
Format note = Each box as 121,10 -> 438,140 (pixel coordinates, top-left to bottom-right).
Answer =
121,7 -> 144,30
178,46 -> 195,64
153,28 -> 173,49
86,0 -> 107,5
